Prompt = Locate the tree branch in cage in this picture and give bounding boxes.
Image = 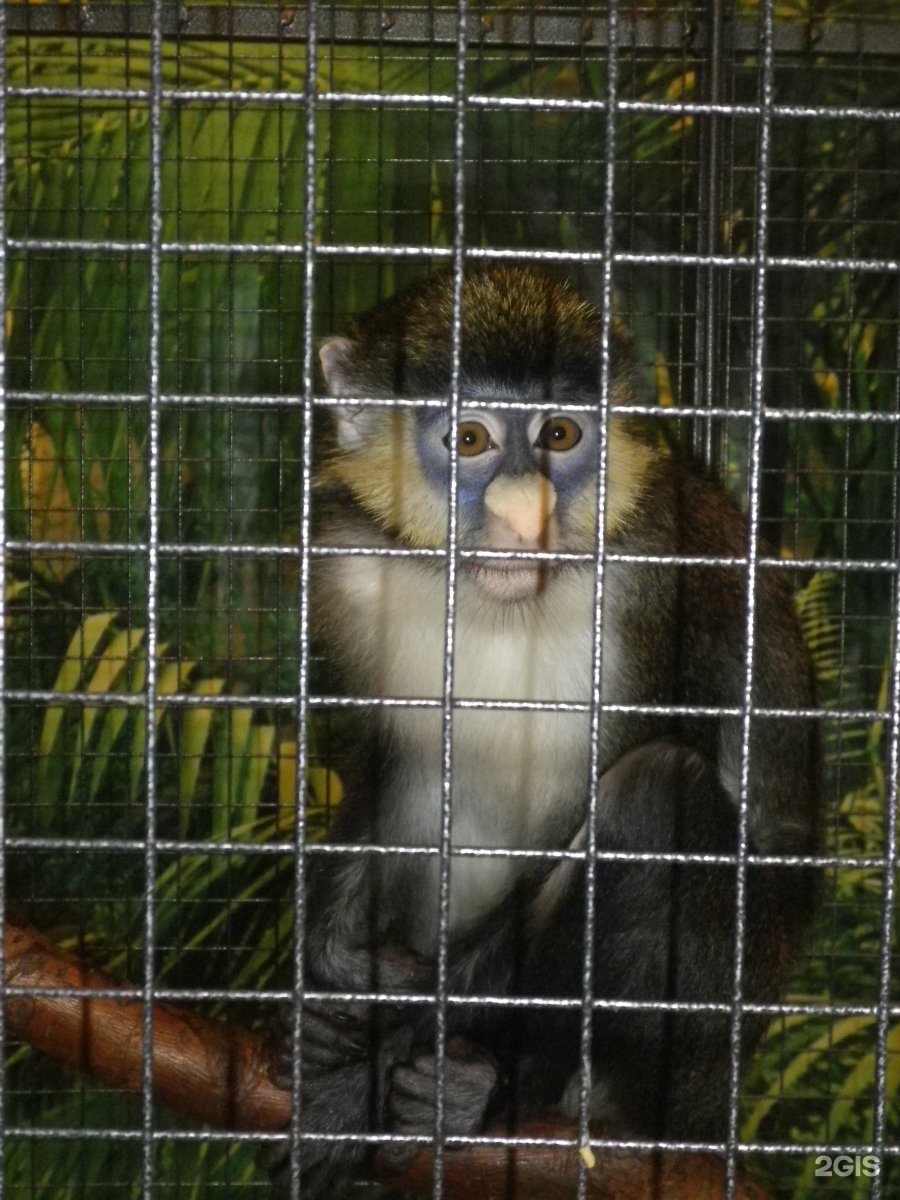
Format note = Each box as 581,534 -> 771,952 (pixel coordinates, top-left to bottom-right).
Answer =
2,911 -> 769,1199
2,911 -> 290,1132
386,1124 -> 771,1200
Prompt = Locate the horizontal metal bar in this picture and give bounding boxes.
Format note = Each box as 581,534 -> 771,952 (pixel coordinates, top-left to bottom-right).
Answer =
5,837 -> 889,874
5,389 -> 900,431
5,3 -> 900,58
5,539 -> 900,576
0,688 -> 878,723
9,84 -> 900,124
3,981 -> 894,1020
7,1123 -> 897,1156
6,237 -> 900,276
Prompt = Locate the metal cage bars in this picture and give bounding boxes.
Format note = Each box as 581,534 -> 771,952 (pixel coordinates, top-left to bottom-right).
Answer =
6,4 -> 900,58
1,3 -> 900,1200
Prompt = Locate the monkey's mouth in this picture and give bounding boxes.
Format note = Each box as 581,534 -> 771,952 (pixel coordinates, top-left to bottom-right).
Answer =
464,558 -> 559,601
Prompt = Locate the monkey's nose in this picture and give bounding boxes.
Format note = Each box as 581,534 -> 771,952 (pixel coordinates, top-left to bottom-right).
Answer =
483,474 -> 558,545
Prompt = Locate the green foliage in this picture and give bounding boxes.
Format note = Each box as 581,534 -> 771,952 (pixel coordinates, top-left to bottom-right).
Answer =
4,7 -> 899,1197
743,574 -> 899,1194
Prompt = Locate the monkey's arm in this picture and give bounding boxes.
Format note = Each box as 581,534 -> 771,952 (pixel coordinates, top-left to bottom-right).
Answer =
715,576 -> 820,861
668,468 -> 820,860
268,766 -> 436,1198
510,735 -> 804,1141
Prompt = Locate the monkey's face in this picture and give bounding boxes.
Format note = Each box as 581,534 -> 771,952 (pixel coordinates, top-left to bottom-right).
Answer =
322,392 -> 649,604
414,403 -> 597,601
317,267 -> 652,604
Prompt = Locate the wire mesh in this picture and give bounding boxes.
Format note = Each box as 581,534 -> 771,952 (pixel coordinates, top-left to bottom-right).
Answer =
1,2 -> 899,1199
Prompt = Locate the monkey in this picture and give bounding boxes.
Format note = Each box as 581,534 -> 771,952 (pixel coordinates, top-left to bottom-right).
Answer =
268,265 -> 821,1197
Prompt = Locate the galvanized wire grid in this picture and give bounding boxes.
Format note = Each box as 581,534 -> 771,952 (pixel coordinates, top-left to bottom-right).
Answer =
1,2 -> 900,1199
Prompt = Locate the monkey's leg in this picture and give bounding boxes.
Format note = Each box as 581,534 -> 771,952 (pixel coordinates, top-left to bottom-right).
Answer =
266,1061 -> 371,1199
519,739 -> 781,1140
267,843 -> 430,1194
267,1005 -> 416,1199
379,876 -> 544,1160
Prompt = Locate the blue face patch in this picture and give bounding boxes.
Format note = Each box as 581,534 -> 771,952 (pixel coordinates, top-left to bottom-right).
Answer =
414,405 -> 599,530
415,409 -> 504,522
527,411 -> 598,497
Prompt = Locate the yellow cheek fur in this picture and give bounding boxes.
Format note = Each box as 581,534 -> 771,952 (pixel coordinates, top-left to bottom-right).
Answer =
556,421 -> 654,546
332,412 -> 448,547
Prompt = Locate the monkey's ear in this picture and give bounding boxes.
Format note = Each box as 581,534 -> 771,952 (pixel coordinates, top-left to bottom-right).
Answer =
319,337 -> 372,449
319,337 -> 356,395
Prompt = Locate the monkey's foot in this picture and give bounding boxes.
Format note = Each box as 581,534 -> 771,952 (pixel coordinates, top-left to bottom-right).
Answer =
383,1036 -> 499,1167
264,1057 -> 376,1198
265,1125 -> 360,1200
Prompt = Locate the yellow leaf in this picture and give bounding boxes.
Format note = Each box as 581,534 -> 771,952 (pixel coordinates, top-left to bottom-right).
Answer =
4,580 -> 30,623
308,765 -> 343,811
277,741 -> 343,831
128,651 -> 192,805
666,70 -> 695,98
278,740 -> 298,823
239,724 -> 276,827
857,322 -> 877,365
79,628 -> 146,775
39,612 -> 117,772
813,368 -> 839,404
653,352 -> 674,408
179,678 -> 227,823
20,420 -> 80,581
211,707 -> 255,837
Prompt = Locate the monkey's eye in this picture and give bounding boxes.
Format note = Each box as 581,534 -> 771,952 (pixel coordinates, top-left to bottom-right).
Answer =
443,421 -> 495,457
535,416 -> 582,452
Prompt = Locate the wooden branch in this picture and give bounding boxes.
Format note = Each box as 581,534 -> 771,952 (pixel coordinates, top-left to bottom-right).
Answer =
2,912 -> 769,1199
386,1124 -> 770,1200
3,911 -> 290,1131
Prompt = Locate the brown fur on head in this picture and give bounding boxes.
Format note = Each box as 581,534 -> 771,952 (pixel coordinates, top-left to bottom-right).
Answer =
319,265 -> 630,400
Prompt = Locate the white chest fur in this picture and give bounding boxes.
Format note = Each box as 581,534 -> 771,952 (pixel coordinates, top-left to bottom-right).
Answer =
322,554 -> 616,946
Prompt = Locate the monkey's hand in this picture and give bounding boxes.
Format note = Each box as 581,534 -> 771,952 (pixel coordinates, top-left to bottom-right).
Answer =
269,998 -> 373,1090
383,1035 -> 499,1168
269,943 -> 432,1089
